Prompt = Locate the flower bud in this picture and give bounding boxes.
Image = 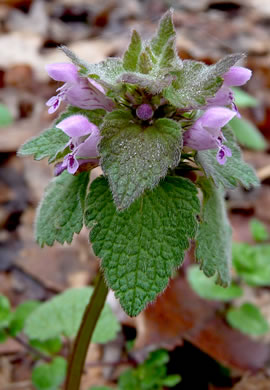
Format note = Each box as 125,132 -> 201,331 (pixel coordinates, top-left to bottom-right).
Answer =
136,104 -> 154,121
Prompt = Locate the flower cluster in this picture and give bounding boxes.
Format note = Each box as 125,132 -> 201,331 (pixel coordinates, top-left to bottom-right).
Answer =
183,66 -> 252,164
46,62 -> 251,174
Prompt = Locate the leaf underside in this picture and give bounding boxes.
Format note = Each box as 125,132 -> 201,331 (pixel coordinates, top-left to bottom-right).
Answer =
195,178 -> 232,286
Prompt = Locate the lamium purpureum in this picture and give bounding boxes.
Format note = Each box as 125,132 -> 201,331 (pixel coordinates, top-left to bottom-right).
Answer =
18,10 -> 259,390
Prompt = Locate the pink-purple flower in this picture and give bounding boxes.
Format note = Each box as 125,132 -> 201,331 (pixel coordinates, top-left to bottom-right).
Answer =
183,107 -> 236,165
207,66 -> 252,114
46,63 -> 115,114
56,114 -> 100,175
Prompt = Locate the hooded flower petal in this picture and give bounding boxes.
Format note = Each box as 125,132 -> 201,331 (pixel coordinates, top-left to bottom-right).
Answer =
45,63 -> 79,83
88,78 -> 105,93
56,115 -> 97,137
46,63 -> 115,114
197,107 -> 236,133
75,126 -> 101,158
223,66 -> 252,87
207,86 -> 233,107
65,78 -> 115,112
183,107 -> 235,161
183,124 -> 217,150
206,66 -> 252,111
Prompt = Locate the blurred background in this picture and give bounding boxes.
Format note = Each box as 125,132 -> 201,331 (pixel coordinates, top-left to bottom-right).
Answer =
1,0 -> 270,389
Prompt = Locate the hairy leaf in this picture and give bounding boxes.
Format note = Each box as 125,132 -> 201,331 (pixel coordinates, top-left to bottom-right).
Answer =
100,110 -> 182,210
35,171 -> 89,246
85,176 -> 200,316
119,72 -> 174,94
123,30 -> 142,72
25,287 -> 120,343
18,128 -> 69,162
84,58 -> 125,88
195,178 -> 232,286
150,10 -> 175,58
164,54 -> 244,108
196,126 -> 259,189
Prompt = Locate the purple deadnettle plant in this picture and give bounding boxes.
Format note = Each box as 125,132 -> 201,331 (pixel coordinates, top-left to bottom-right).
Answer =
19,10 -> 259,390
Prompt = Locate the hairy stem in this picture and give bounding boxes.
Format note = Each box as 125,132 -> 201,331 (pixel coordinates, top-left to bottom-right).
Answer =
65,271 -> 109,390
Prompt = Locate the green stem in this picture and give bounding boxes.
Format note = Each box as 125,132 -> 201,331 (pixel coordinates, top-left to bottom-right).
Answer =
65,271 -> 109,390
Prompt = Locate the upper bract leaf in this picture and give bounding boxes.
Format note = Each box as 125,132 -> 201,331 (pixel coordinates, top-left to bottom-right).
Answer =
99,110 -> 182,210
35,171 -> 90,246
123,30 -> 142,72
85,176 -> 200,316
195,178 -> 232,286
150,9 -> 175,58
164,54 -> 244,108
196,126 -> 259,189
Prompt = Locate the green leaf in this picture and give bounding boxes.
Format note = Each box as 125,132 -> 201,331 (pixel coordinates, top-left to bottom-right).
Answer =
24,287 -> 120,342
137,49 -> 153,74
232,87 -> 259,108
187,266 -> 243,301
0,295 -> 11,328
18,127 -> 69,162
229,117 -> 267,151
32,357 -> 67,390
100,110 -> 182,210
85,176 -> 200,316
9,300 -> 40,336
119,369 -> 139,390
35,171 -> 89,246
226,303 -> 269,336
89,387 -> 114,390
249,218 -> 269,242
196,126 -> 259,189
0,329 -> 7,343
162,375 -> 181,387
232,242 -> 270,286
120,72 -> 173,94
30,338 -> 62,356
195,178 -> 232,286
164,54 -> 244,108
0,104 -> 13,127
123,30 -> 142,72
84,58 -> 125,88
150,10 -> 175,58
119,349 -> 174,390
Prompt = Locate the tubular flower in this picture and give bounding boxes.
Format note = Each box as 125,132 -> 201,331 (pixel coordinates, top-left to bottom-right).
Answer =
183,107 -> 236,165
55,115 -> 100,175
207,66 -> 252,114
46,63 -> 115,114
